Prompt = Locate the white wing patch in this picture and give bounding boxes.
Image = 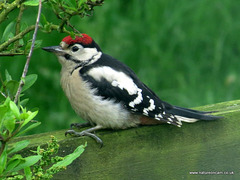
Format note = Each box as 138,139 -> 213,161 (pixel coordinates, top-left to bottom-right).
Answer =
87,66 -> 144,108
87,66 -> 138,94
129,89 -> 143,108
149,99 -> 155,110
142,98 -> 156,115
175,115 -> 198,123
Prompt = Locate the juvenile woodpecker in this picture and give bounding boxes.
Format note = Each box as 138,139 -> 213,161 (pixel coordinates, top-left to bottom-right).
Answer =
42,34 -> 221,145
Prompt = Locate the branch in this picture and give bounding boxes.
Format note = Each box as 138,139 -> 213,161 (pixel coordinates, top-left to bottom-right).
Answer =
87,0 -> 104,10
0,0 -> 23,24
0,72 -> 7,98
48,24 -> 72,35
0,25 -> 35,52
14,0 -> 42,103
66,21 -> 81,34
14,4 -> 25,48
0,52 -> 25,56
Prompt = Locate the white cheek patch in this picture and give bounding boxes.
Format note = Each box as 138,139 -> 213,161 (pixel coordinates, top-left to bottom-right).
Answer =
74,47 -> 99,61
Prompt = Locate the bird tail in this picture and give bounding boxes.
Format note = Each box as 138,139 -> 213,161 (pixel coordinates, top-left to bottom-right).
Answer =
167,105 -> 222,124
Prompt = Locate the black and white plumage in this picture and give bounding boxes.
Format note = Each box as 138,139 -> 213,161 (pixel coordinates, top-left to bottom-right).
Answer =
42,34 -> 221,145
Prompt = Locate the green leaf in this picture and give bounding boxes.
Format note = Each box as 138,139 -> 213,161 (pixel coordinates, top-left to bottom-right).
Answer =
5,70 -> 12,81
24,166 -> 32,180
62,5 -> 75,11
8,140 -> 30,155
0,97 -> 10,121
3,111 -> 16,134
51,143 -> 86,169
78,0 -> 87,8
23,0 -> 39,6
22,74 -> 38,92
11,155 -> 42,172
1,21 -> 15,42
43,22 -> 52,33
34,40 -> 42,49
5,80 -> 19,99
0,146 -> 7,174
0,97 -> 10,133
21,110 -> 38,128
6,159 -> 21,172
24,41 -> 32,54
65,0 -> 77,8
0,92 -> 5,102
16,122 -> 41,137
19,38 -> 24,46
40,14 -> 48,26
5,154 -> 24,173
9,101 -> 20,119
19,98 -> 29,107
19,108 -> 29,120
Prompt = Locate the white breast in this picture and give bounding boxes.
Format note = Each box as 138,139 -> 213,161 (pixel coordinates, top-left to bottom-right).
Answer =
60,68 -> 140,129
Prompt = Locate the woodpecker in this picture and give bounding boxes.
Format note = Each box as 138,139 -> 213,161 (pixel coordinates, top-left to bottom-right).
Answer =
42,34 -> 221,146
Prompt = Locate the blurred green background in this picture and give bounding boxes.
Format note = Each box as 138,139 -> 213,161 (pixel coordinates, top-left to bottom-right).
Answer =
1,0 -> 240,134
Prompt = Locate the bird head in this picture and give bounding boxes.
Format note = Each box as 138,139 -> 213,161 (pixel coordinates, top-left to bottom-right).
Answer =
42,34 -> 102,70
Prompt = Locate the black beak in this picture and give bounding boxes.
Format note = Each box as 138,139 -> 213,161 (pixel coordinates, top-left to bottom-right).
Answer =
42,46 -> 64,55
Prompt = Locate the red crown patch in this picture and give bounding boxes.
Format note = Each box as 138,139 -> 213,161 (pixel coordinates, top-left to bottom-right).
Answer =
62,34 -> 93,46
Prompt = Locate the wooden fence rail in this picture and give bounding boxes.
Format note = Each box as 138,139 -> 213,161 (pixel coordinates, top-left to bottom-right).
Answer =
10,100 -> 240,179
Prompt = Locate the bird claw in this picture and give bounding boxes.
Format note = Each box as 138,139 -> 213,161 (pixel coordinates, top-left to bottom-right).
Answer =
65,129 -> 103,148
65,129 -> 77,136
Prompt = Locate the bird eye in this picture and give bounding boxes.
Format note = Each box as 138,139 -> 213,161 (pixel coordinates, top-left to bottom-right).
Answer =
72,46 -> 79,52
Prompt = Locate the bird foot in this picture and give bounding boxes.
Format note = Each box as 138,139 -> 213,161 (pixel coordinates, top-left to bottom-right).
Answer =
65,129 -> 103,148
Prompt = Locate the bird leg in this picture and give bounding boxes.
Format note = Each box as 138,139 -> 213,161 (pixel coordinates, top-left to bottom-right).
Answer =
70,122 -> 91,129
65,125 -> 103,147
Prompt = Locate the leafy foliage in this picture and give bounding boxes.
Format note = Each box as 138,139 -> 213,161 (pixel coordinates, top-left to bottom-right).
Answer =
0,96 -> 40,178
0,135 -> 86,179
0,0 -> 104,55
0,60 -> 86,180
0,70 -> 37,102
0,0 -> 100,178
31,136 -> 86,179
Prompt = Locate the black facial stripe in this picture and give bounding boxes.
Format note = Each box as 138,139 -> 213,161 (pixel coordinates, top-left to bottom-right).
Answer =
64,54 -> 71,60
63,53 -> 81,64
70,60 -> 91,75
70,53 -> 100,75
71,59 -> 81,64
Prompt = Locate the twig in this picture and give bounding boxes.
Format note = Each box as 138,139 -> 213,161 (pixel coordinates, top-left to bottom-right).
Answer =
48,24 -> 72,34
87,0 -> 104,10
0,140 -> 6,156
0,72 -> 7,98
14,0 -> 42,103
0,91 -> 7,98
14,4 -> 25,48
0,52 -> 25,56
67,21 -> 81,34
0,25 -> 35,52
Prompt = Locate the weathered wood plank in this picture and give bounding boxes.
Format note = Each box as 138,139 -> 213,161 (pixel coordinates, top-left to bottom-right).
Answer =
10,100 -> 240,179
